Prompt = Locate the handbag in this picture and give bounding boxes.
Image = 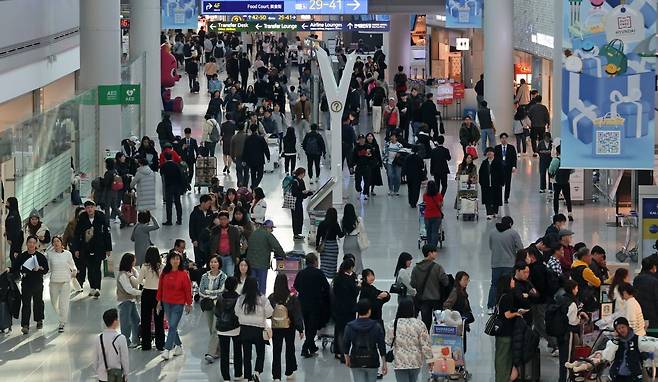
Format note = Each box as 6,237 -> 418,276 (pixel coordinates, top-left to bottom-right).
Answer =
389,275 -> 407,295
385,318 -> 397,363
262,325 -> 272,341
356,220 -> 370,250
316,238 -> 325,253
100,334 -> 125,382
200,297 -> 215,312
111,175 -> 124,191
484,294 -> 506,336
599,39 -> 628,75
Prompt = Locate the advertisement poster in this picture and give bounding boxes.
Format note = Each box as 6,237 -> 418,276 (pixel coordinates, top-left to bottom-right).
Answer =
642,197 -> 658,259
162,0 -> 198,30
446,0 -> 483,29
560,0 -> 656,169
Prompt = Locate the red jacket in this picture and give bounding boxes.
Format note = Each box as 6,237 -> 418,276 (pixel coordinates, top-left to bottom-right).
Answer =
156,270 -> 192,305
159,147 -> 182,166
423,193 -> 444,219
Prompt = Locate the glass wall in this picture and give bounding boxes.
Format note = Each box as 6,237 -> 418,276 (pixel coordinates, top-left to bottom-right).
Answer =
121,52 -> 145,139
0,92 -> 34,131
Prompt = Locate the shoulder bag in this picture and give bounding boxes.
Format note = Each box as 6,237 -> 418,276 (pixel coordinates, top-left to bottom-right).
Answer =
100,334 -> 125,382
484,294 -> 506,337
385,318 -> 397,363
356,219 -> 370,250
389,274 -> 408,295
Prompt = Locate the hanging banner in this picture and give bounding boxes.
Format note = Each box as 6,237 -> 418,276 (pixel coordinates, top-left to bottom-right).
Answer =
161,0 -> 199,29
560,0 -> 656,169
446,0 -> 483,29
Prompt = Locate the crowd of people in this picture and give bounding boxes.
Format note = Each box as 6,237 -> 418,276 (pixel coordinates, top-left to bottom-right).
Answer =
0,28 -> 656,382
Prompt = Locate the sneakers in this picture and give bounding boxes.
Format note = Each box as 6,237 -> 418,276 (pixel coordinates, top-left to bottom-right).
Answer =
93,290 -> 100,299
161,350 -> 171,360
162,221 -> 173,226
21,326 -> 28,334
253,371 -> 261,382
551,348 -> 560,357
88,289 -> 96,297
539,189 -> 546,194
204,354 -> 214,363
293,235 -> 305,241
173,345 -> 183,356
58,324 -> 65,333
36,321 -> 43,329
128,343 -> 140,349
286,372 -> 296,380
486,215 -> 493,220
363,194 -> 369,200
568,214 -> 574,222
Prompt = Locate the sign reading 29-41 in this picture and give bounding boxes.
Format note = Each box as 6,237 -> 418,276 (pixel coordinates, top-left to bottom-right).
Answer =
201,0 -> 367,15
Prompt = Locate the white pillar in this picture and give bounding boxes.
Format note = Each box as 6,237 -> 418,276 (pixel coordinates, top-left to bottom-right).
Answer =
79,0 -> 122,155
387,14 -> 411,84
484,0 -> 513,138
552,0 -> 564,137
130,0 -> 161,138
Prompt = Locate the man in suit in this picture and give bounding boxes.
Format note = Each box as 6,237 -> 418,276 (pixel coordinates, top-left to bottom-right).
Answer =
73,201 -> 112,298
180,127 -> 199,187
429,135 -> 451,196
494,133 -> 517,204
479,147 -> 503,219
420,93 -> 442,139
241,124 -> 270,189
160,151 -> 185,225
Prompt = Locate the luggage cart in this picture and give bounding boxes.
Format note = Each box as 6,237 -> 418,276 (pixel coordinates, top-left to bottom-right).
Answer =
194,156 -> 217,193
429,312 -> 469,381
418,202 -> 444,249
274,251 -> 305,293
456,175 -> 478,221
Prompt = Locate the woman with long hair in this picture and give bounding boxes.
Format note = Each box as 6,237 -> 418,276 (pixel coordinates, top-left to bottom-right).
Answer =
235,277 -> 273,382
331,258 -> 359,362
443,271 -> 474,352
385,297 -> 432,382
341,203 -> 367,274
422,180 -> 444,247
268,273 -> 304,380
317,207 -> 345,278
235,257 -> 252,294
46,236 -> 77,333
200,255 -> 228,363
62,206 -> 84,251
393,252 -> 416,298
138,246 -> 165,351
282,126 -> 297,175
5,196 -> 23,268
365,133 -> 384,196
157,251 -> 193,360
493,274 -> 527,382
116,253 -> 141,347
250,187 -> 267,225
222,188 -> 239,219
609,268 -> 631,313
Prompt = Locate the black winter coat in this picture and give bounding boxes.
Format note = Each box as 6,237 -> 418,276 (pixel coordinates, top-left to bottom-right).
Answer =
358,283 -> 390,322
293,266 -> 332,328
332,273 -> 359,325
242,135 -> 270,168
160,160 -> 186,195
73,210 -> 112,257
511,317 -> 540,366
634,272 -> 658,329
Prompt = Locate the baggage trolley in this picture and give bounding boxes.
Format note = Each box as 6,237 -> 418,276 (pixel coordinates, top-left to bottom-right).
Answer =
265,136 -> 280,173
195,156 -> 217,193
430,311 -> 469,381
317,320 -> 335,353
418,202 -> 444,249
274,251 -> 305,293
456,175 -> 478,221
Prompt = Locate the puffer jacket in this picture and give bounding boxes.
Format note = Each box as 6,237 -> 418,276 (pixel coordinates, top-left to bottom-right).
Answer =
511,317 -> 540,366
130,166 -> 157,211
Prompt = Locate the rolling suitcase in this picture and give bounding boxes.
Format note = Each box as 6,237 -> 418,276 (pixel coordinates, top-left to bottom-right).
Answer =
192,80 -> 200,93
519,349 -> 540,381
0,301 -> 11,332
121,204 -> 137,225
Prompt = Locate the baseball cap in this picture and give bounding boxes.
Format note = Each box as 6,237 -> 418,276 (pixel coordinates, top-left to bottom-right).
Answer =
263,220 -> 276,228
613,316 -> 629,328
558,229 -> 574,237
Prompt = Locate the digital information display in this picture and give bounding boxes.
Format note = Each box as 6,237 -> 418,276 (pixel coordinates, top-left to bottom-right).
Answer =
201,0 -> 367,15
208,20 -> 388,32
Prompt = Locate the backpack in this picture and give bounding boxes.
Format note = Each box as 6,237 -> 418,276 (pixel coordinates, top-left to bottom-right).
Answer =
304,134 -> 321,155
213,44 -> 225,58
282,175 -> 295,193
271,297 -> 291,329
215,295 -> 240,332
545,297 -> 569,337
209,120 -> 221,142
349,327 -> 379,368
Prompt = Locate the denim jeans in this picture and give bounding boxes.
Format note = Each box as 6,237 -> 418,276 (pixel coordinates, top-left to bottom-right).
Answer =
487,267 -> 513,309
386,164 -> 401,193
163,302 -> 184,350
220,255 -> 234,277
118,300 -> 140,345
394,368 -> 420,382
351,368 -> 379,382
252,267 -> 268,295
425,217 -> 442,247
481,128 -> 496,153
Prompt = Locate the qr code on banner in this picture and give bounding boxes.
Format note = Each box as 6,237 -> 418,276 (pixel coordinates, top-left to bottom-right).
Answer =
595,130 -> 621,155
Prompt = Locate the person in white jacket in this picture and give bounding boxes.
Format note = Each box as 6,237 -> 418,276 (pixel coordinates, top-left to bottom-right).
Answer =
235,277 -> 274,382
94,309 -> 129,382
250,187 -> 267,225
47,236 -> 77,332
619,283 -> 646,336
116,253 -> 142,348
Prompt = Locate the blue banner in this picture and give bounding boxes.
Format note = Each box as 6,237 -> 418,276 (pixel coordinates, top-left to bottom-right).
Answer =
201,0 -> 367,15
162,0 -> 199,29
560,0 -> 656,169
445,0 -> 483,29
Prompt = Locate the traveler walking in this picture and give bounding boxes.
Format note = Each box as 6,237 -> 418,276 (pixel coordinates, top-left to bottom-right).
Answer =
24,210 -> 51,252
290,168 -> 313,240
245,220 -> 285,295
294,253 -> 332,358
235,277 -> 273,382
93,309 -> 130,382
527,95 -> 550,156
208,211 -> 242,276
15,236 -> 49,334
494,133 -> 517,204
332,258 -> 360,361
47,236 -> 76,333
420,93 -> 442,138
160,151 -> 185,225
301,124 -> 326,183
200,255 -> 228,362
493,274 -> 525,382
476,101 -> 496,152
403,146 -> 425,208
268,273 -> 304,381
180,127 -> 199,186
393,252 -> 416,298
116,253 -> 141,347
317,207 -> 345,279
215,276 -> 244,381
231,124 -> 249,187
138,247 -> 165,351
73,201 -> 112,298
282,127 -> 297,175
429,136 -> 451,196
5,196 -> 23,270
410,244 -> 450,330
365,133 -> 384,196
220,114 -> 237,173
242,125 -> 270,189
479,147 -> 503,219
157,251 -> 193,360
537,132 -> 553,193
487,216 -> 523,314
342,203 -> 367,274
422,181 -> 444,248
549,146 -> 574,221
343,299 -> 388,382
383,132 -> 404,196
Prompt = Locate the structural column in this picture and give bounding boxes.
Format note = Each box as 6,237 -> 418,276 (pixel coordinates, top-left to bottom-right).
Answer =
386,14 -> 411,84
130,0 -> 161,138
79,0 -> 122,154
483,0 -> 513,138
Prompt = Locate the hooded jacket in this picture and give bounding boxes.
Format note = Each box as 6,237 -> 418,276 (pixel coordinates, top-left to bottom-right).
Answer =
489,223 -> 524,268
410,259 -> 449,302
343,317 -> 386,368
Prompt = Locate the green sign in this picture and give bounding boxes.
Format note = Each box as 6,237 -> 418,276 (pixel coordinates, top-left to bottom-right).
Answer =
98,84 -> 141,105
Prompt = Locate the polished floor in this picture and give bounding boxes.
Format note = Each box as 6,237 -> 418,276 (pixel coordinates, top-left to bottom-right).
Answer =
0,69 -> 633,382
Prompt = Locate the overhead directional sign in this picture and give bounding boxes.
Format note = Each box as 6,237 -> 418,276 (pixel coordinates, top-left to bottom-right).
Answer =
208,20 -> 389,32
201,0 -> 367,15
